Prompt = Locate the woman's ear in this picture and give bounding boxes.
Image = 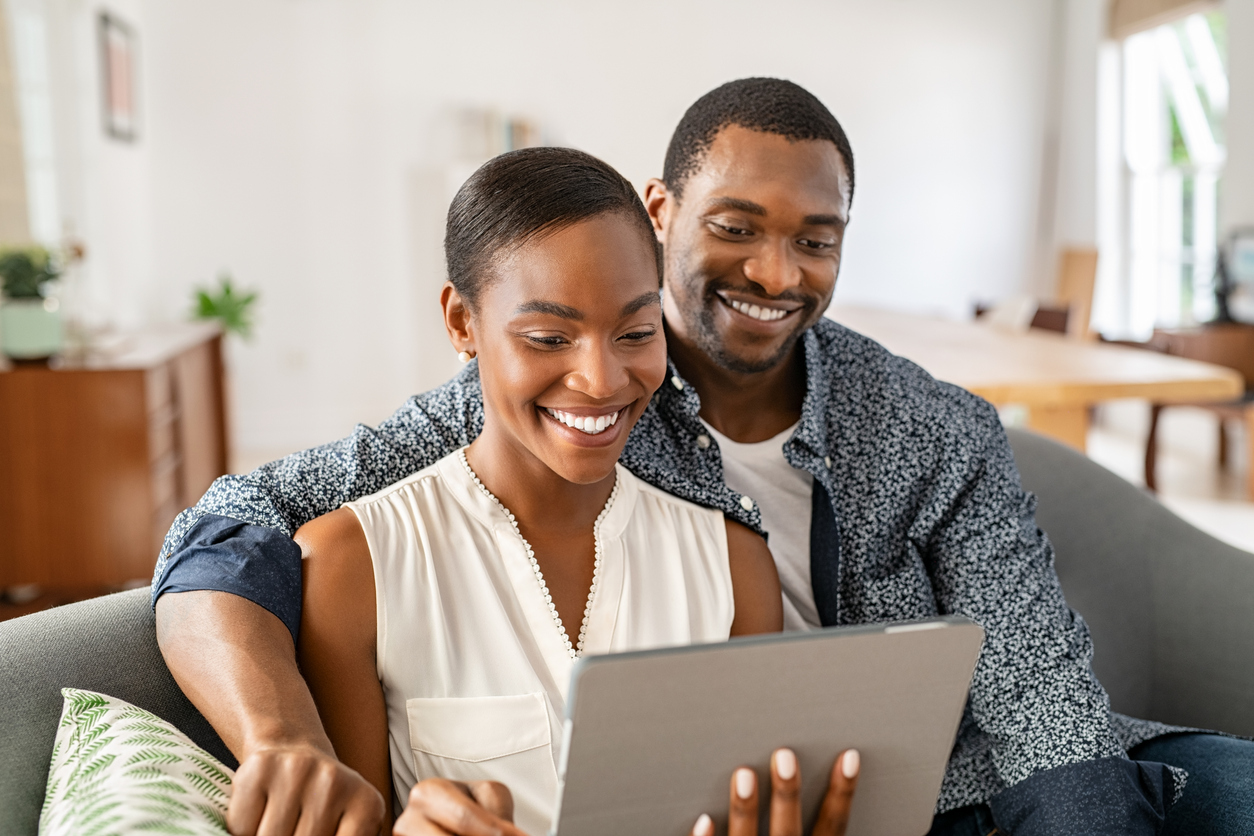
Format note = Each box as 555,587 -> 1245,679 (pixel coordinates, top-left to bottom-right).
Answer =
441,282 -> 475,358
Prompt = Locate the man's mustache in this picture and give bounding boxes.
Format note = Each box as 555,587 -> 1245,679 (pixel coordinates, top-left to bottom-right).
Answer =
702,279 -> 817,310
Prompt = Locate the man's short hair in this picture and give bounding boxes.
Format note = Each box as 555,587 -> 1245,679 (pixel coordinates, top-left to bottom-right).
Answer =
663,78 -> 855,205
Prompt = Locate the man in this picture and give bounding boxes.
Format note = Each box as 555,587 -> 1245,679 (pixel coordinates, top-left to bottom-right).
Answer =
154,79 -> 1250,836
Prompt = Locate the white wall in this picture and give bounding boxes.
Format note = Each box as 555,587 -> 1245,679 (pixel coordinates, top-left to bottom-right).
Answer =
1223,0 -> 1254,232
1042,0 -> 1105,282
54,0 -> 1062,454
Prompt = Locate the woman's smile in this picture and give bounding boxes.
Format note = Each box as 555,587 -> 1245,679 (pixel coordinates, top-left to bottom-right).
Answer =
542,405 -> 626,435
539,402 -> 634,447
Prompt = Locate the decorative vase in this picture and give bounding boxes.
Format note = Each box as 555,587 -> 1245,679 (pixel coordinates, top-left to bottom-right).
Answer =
1,297 -> 63,360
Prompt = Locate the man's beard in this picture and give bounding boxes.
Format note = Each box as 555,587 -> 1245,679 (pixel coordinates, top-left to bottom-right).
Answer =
679,277 -> 816,375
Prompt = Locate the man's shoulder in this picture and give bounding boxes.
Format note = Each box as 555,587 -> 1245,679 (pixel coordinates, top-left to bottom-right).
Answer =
344,451 -> 451,509
397,364 -> 482,416
809,316 -> 995,427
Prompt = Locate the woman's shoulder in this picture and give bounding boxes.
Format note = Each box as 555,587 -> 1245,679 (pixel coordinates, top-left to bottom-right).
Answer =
345,449 -> 464,511
616,468 -> 727,551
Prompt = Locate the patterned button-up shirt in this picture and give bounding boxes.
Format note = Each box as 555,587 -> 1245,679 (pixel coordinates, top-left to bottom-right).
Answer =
154,318 -> 1181,833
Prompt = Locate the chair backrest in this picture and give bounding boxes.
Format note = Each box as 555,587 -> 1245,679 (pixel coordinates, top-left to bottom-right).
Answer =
0,588 -> 234,835
1055,247 -> 1098,340
1007,428 -> 1254,736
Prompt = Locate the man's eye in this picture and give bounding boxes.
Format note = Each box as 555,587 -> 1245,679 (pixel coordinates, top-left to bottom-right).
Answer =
712,222 -> 752,237
799,238 -> 834,250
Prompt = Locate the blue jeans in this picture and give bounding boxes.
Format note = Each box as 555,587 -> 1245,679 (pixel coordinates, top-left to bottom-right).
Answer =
1130,733 -> 1254,835
927,734 -> 1254,836
927,803 -> 999,836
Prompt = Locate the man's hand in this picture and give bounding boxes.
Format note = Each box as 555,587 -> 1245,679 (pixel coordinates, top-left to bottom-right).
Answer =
227,742 -> 385,836
393,779 -> 527,836
691,748 -> 860,836
156,590 -> 386,836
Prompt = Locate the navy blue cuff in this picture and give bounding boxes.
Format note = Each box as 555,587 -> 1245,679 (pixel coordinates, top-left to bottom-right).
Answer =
989,756 -> 1178,836
152,514 -> 304,642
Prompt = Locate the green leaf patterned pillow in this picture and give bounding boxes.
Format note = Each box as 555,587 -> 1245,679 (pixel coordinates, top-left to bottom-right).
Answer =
40,688 -> 233,836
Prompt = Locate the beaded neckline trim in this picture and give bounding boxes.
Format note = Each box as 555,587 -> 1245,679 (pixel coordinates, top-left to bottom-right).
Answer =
458,448 -> 619,659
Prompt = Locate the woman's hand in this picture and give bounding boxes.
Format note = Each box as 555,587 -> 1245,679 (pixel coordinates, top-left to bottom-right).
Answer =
690,748 -> 860,836
393,779 -> 527,836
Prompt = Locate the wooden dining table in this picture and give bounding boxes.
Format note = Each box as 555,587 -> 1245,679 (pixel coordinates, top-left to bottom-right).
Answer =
829,305 -> 1244,451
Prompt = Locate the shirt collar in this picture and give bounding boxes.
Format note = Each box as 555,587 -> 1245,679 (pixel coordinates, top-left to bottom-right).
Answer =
657,324 -> 836,459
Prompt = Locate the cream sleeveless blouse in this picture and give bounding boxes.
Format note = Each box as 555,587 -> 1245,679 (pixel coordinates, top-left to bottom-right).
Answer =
345,450 -> 735,835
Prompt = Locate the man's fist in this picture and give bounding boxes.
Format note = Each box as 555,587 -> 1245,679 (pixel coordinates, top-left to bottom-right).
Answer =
227,743 -> 386,836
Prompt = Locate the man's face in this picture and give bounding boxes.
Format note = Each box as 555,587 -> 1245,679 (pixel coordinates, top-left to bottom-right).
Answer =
650,125 -> 851,374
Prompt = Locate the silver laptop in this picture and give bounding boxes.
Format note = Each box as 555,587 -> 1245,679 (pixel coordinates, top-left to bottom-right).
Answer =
552,617 -> 984,836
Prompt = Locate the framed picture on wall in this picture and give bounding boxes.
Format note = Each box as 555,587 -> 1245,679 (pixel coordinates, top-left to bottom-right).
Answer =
98,12 -> 137,141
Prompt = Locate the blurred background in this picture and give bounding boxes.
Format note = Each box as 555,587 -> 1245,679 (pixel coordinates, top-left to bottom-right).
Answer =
1,0 -> 1253,611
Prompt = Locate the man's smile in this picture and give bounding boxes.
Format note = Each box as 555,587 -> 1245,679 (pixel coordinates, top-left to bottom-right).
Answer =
714,290 -> 805,324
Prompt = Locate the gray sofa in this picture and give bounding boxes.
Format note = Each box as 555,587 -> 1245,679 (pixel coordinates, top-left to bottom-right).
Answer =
2,429 -> 1253,832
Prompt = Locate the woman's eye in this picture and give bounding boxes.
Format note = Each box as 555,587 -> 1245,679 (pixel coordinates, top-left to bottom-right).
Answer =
618,329 -> 656,342
526,335 -> 568,347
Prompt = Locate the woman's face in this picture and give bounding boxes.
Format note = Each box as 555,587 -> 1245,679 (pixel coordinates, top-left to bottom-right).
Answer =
451,212 -> 666,485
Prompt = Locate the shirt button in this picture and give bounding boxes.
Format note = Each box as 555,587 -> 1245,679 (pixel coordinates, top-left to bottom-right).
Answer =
824,456 -> 832,468
740,495 -> 755,512
696,434 -> 711,450
671,376 -> 684,390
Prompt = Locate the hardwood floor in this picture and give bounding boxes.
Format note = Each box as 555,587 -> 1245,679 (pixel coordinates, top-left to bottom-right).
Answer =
1087,400 -> 1254,553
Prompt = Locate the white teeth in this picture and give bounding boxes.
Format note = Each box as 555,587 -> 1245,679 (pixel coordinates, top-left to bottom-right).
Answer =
729,299 -> 789,322
544,407 -> 622,435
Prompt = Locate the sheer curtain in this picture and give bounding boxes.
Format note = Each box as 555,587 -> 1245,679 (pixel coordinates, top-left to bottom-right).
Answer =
0,1 -> 30,244
1093,6 -> 1227,338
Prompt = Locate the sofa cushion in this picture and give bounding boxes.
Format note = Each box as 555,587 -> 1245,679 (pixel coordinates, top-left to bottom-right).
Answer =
0,589 -> 234,836
40,688 -> 233,835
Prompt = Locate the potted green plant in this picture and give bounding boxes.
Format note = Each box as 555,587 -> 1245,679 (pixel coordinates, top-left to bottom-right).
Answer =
0,246 -> 63,360
192,274 -> 259,339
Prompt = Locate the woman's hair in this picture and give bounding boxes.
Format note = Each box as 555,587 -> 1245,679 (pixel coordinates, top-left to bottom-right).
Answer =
445,146 -> 659,307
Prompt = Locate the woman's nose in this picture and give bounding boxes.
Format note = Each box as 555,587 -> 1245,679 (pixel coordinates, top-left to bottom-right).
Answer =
564,343 -> 630,399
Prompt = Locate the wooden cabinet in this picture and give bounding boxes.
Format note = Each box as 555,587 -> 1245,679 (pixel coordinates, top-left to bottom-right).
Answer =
0,323 -> 228,589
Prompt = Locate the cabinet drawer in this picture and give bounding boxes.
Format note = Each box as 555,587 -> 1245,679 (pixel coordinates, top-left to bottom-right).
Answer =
151,453 -> 181,510
152,498 -> 183,555
148,406 -> 178,464
145,364 -> 173,415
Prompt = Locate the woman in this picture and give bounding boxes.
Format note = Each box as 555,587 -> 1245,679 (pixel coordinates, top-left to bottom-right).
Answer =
291,147 -> 856,836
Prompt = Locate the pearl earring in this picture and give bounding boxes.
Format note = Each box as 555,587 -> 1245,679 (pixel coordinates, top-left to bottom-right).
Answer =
458,351 -> 473,363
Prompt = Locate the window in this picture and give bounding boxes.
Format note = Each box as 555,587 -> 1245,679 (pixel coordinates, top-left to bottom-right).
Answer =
7,0 -> 59,244
1095,12 -> 1227,338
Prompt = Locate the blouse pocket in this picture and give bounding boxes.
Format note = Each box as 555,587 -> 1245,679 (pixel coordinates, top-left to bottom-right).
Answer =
407,693 -> 551,762
406,693 -> 557,836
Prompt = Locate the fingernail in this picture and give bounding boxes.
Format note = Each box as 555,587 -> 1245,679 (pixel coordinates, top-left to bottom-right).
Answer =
694,813 -> 713,836
775,748 -> 797,780
735,767 -> 755,799
841,749 -> 860,779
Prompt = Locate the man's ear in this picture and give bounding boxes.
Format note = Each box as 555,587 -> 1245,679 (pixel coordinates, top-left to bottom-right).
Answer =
441,282 -> 475,355
644,178 -> 671,243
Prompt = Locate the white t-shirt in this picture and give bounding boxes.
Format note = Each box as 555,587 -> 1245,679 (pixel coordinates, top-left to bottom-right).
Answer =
701,420 -> 822,632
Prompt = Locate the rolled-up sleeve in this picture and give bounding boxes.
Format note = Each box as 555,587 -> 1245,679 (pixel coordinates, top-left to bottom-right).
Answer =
150,367 -> 484,642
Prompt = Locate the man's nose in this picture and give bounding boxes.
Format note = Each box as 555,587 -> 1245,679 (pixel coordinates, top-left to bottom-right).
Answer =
564,341 -> 630,399
742,237 -> 802,296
